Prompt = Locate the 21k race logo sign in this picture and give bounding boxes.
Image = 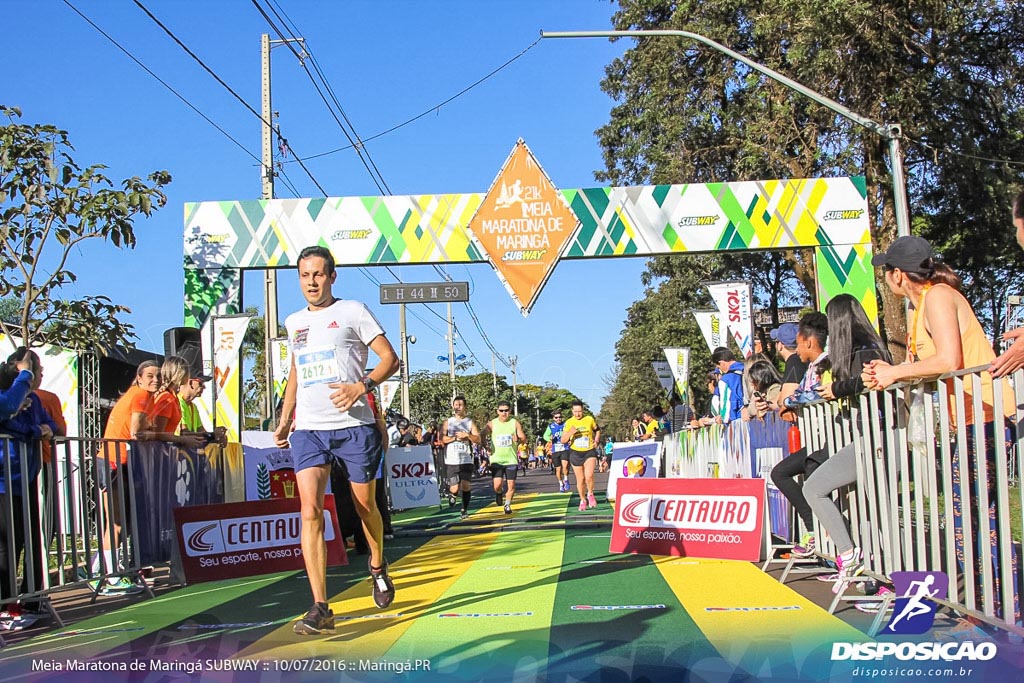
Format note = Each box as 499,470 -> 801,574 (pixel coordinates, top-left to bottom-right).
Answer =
467,139 -> 578,316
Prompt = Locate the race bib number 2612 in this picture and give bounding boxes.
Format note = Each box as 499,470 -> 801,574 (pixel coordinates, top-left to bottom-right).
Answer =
296,346 -> 341,388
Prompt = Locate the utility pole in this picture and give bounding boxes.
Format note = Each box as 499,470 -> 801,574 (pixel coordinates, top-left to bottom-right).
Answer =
261,33 -> 277,425
491,352 -> 498,396
261,32 -> 305,425
447,303 -> 456,399
510,355 -> 519,416
400,303 -> 410,416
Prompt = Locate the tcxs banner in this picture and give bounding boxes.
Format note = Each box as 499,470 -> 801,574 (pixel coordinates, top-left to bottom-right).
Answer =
173,495 -> 346,583
610,478 -> 765,561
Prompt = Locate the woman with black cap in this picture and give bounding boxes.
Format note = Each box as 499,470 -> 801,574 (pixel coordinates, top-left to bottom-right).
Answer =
864,235 -> 1018,622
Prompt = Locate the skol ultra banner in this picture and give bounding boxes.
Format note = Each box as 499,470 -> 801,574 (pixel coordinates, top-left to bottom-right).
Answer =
386,445 -> 440,509
466,139 -> 579,316
706,281 -> 754,358
663,347 -> 689,400
692,310 -> 723,353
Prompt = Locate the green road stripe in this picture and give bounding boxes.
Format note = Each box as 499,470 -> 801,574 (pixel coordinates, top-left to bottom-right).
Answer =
0,572 -> 293,673
381,528 -> 566,679
546,527 -> 721,679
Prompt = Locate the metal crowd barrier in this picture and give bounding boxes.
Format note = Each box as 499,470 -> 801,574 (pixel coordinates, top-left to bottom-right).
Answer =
789,366 -> 1023,635
0,435 -> 161,643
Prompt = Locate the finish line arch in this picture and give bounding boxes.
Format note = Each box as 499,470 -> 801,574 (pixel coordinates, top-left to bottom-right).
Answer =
182,140 -> 876,435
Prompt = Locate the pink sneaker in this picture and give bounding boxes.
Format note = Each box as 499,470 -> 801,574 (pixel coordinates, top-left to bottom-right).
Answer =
587,493 -> 597,508
578,501 -> 587,512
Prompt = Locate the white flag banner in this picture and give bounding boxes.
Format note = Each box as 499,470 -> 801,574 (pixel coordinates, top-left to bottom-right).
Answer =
663,347 -> 690,400
706,281 -> 755,358
380,380 -> 401,413
270,337 -> 290,404
198,314 -> 253,443
692,310 -> 724,353
651,360 -> 674,396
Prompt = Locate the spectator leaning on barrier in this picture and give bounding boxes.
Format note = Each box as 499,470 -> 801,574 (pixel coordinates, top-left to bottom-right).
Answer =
742,359 -> 783,421
138,356 -> 206,450
864,235 -> 1019,622
771,323 -> 805,418
991,190 -> 1024,378
630,417 -> 644,441
769,311 -> 829,559
711,347 -> 745,422
638,409 -> 659,441
800,294 -> 890,584
177,373 -> 227,447
0,348 -> 57,622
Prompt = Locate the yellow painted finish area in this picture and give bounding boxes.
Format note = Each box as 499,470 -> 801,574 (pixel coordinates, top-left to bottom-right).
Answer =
652,557 -> 867,673
383,528 -> 565,677
235,531 -> 501,661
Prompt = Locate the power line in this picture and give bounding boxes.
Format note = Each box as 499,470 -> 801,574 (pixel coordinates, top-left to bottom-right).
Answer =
251,2 -> 494,371
131,0 -> 328,196
906,136 -> 1024,167
251,0 -> 392,196
61,0 -> 259,165
283,36 -> 543,163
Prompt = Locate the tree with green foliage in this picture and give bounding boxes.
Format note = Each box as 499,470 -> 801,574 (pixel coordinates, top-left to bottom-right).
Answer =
598,1 -> 1024,358
0,105 -> 171,352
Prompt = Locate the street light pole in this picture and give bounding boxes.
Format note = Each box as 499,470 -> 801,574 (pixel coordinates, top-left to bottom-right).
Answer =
540,30 -> 911,240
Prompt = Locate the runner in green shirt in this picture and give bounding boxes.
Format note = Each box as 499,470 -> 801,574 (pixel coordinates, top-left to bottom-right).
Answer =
483,400 -> 526,515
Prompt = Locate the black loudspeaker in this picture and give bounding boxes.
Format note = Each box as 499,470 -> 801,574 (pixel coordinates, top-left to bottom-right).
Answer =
163,327 -> 204,376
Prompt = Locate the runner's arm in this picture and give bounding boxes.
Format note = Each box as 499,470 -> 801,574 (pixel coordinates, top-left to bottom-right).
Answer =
274,361 -> 298,448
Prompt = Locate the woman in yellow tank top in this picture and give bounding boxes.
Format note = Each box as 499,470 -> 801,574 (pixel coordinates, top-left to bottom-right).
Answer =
863,235 -> 1018,623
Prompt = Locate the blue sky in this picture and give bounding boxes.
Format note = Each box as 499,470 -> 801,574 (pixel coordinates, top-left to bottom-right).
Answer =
4,0 -> 649,412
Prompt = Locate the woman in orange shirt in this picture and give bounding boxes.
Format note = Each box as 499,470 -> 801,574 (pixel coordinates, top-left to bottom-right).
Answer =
139,356 -> 205,449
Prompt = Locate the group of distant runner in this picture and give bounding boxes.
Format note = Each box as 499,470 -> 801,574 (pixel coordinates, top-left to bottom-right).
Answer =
273,245 -> 606,636
438,397 -> 604,518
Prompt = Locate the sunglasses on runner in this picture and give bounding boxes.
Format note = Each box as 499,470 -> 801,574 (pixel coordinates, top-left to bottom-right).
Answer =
497,408 -> 509,413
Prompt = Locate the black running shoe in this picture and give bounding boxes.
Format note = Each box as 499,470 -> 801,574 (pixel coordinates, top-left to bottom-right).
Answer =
460,510 -> 469,520
495,492 -> 503,506
447,493 -> 457,507
504,504 -> 512,515
369,557 -> 395,609
293,603 -> 335,635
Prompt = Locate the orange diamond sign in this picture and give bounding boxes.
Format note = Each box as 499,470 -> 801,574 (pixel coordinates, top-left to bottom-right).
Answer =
468,139 -> 579,316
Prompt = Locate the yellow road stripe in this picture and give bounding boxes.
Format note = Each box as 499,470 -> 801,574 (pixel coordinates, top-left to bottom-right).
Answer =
652,557 -> 867,669
236,532 -> 501,660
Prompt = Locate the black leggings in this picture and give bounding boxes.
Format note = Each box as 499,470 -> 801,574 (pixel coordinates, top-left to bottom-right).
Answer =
769,447 -> 827,533
0,488 -> 43,601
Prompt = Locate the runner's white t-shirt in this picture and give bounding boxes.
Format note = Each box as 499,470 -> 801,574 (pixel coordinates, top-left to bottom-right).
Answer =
285,299 -> 385,431
444,416 -> 475,465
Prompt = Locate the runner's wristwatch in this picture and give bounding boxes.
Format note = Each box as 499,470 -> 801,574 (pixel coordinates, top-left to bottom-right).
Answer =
361,375 -> 377,393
